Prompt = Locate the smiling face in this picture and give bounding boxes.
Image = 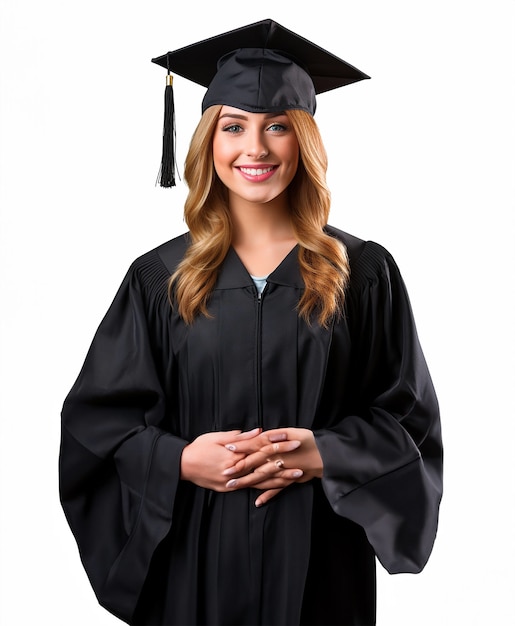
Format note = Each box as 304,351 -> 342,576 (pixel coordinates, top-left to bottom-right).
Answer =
212,106 -> 300,208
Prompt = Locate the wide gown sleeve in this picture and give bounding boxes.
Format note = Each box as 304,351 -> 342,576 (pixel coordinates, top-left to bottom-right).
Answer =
59,255 -> 187,624
314,241 -> 443,575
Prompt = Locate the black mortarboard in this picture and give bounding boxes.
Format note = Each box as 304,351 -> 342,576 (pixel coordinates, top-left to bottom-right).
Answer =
152,19 -> 369,187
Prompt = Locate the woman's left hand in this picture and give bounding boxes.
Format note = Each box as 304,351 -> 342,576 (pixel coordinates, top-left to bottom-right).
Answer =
222,428 -> 324,507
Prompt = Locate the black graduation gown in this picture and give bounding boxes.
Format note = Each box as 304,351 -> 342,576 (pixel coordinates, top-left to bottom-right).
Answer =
59,226 -> 443,626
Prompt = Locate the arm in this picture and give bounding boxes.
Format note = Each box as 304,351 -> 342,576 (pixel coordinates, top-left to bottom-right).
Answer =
59,258 -> 186,624
314,243 -> 443,574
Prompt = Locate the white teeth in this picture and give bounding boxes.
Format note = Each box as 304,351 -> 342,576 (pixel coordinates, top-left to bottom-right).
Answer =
240,166 -> 274,176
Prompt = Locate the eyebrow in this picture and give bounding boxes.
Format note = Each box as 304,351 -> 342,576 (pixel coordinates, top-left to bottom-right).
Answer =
218,111 -> 287,121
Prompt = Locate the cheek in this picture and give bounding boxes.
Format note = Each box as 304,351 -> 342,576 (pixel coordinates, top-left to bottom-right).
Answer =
284,136 -> 300,166
212,137 -> 222,170
283,142 -> 300,177
212,134 -> 235,170
292,149 -> 300,171
212,149 -> 231,183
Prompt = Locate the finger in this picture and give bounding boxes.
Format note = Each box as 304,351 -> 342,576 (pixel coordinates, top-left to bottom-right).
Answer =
221,458 -> 247,477
222,451 -> 270,476
222,438 -> 302,476
232,427 -> 262,440
255,488 -> 283,507
216,430 -> 243,444
226,476 -> 290,490
263,440 -> 301,456
225,468 -> 303,490
238,459 -> 284,476
223,428 -> 262,449
225,437 -> 300,455
266,431 -> 289,443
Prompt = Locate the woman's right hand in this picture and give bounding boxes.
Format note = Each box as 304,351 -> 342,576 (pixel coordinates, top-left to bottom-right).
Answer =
180,428 -> 261,491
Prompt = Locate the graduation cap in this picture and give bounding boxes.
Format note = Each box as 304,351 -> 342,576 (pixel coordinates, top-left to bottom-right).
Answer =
152,19 -> 369,187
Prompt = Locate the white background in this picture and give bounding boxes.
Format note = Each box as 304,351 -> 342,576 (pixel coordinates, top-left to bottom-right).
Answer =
1,1 -> 514,624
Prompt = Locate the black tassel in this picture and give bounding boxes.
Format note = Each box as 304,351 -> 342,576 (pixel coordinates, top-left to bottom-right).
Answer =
158,73 -> 176,187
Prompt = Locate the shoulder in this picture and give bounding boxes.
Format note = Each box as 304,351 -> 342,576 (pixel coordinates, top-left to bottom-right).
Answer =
155,232 -> 191,274
120,232 -> 190,302
129,232 -> 190,278
325,224 -> 396,283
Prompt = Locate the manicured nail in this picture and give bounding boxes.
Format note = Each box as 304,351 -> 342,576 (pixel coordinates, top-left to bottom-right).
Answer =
269,433 -> 287,442
226,479 -> 238,488
225,444 -> 236,451
222,467 -> 237,476
292,470 -> 303,478
255,499 -> 263,507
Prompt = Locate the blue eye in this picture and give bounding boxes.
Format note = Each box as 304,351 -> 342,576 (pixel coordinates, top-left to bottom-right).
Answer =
268,123 -> 287,132
222,124 -> 243,133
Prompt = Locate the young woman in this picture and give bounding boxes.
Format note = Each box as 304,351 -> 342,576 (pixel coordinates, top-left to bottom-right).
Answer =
59,20 -> 443,626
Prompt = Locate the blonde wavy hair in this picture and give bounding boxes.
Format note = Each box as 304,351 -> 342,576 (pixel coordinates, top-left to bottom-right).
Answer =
170,105 -> 350,327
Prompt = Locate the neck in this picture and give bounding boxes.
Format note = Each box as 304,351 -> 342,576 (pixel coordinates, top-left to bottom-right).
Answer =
229,192 -> 295,247
228,191 -> 298,277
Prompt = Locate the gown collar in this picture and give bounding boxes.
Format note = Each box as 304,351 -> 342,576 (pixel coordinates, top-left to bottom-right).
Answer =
214,245 -> 303,290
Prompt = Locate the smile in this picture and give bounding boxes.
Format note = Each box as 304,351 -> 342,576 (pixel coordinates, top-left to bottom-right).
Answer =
237,165 -> 277,182
239,166 -> 274,176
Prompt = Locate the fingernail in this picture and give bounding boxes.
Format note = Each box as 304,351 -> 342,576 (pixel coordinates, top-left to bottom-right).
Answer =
255,499 -> 263,508
292,470 -> 303,478
222,467 -> 237,476
225,444 -> 236,451
269,433 -> 287,442
226,479 -> 238,488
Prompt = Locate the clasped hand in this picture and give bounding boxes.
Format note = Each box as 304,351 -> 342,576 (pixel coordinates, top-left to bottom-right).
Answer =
180,427 -> 323,507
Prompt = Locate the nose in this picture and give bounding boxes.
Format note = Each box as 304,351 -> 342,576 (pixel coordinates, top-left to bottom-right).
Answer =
245,129 -> 269,159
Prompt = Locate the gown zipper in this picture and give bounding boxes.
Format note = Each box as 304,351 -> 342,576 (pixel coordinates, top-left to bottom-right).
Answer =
251,282 -> 268,625
255,284 -> 268,428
